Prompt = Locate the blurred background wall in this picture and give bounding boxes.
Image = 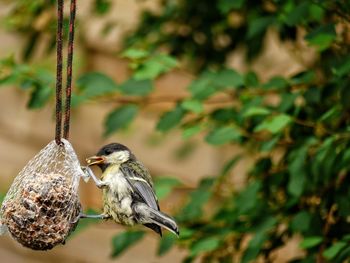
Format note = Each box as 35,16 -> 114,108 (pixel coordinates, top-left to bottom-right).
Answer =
0,0 -> 310,262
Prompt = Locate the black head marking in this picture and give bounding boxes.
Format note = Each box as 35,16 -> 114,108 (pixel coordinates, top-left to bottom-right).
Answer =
95,143 -> 136,172
96,143 -> 131,156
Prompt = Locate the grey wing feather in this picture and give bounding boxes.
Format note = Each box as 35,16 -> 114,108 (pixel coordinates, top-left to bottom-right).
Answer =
133,181 -> 159,210
120,162 -> 159,211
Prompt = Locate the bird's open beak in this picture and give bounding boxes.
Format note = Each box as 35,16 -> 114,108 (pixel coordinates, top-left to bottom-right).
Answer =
86,156 -> 105,166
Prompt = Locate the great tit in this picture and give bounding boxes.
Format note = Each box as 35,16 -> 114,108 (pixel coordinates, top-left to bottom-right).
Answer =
83,143 -> 179,237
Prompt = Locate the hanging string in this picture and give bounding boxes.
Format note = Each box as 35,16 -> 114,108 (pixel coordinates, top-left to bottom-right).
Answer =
55,0 -> 64,145
63,0 -> 76,139
55,0 -> 77,144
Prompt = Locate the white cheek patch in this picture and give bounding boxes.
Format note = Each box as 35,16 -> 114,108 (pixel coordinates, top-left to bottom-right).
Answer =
107,151 -> 130,164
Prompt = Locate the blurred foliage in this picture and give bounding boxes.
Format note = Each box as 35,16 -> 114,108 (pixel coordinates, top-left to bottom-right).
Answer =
124,0 -> 346,71
0,56 -> 54,108
111,230 -> 145,257
2,0 -> 350,262
1,0 -> 57,61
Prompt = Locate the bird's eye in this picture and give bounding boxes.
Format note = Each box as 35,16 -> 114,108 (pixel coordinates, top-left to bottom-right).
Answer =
105,149 -> 112,155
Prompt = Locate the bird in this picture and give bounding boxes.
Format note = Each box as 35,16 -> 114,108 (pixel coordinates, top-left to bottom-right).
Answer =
84,143 -> 179,237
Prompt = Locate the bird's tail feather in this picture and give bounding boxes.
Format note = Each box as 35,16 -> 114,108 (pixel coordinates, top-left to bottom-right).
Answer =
134,204 -> 179,236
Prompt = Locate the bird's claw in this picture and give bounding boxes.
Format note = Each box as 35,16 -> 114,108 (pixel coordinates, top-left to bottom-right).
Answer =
81,166 -> 108,188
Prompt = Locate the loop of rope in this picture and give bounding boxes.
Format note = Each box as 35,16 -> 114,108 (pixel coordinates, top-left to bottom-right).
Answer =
55,0 -> 76,145
55,0 -> 64,145
63,0 -> 76,140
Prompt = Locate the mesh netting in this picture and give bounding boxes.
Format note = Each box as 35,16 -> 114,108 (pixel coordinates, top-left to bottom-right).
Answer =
0,139 -> 85,250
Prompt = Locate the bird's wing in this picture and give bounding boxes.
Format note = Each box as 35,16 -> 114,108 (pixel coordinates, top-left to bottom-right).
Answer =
120,161 -> 159,211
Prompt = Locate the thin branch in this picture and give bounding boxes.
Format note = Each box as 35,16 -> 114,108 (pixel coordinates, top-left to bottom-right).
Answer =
293,118 -> 316,128
102,95 -> 234,105
317,204 -> 337,263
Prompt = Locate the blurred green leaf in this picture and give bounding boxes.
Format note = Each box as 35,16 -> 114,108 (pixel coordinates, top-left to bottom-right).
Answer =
242,232 -> 267,263
0,55 -> 15,68
340,79 -> 350,109
179,228 -> 195,240
245,71 -> 260,87
193,70 -> 242,94
156,105 -> 186,132
35,68 -> 55,85
341,235 -> 350,241
311,137 -> 336,180
205,126 -> 241,145
335,246 -> 350,263
254,114 -> 292,134
309,3 -> 324,21
212,69 -> 244,89
182,124 -> 203,139
288,146 -> 308,197
0,59 -> 55,109
77,72 -> 117,92
254,216 -> 277,233
243,217 -> 276,263
340,148 -> 350,170
290,211 -> 312,233
190,237 -> 221,256
111,230 -> 145,257
260,136 -> 280,152
220,155 -> 241,176
104,105 -> 139,135
218,0 -> 244,13
333,56 -> 350,77
158,233 -> 177,256
134,54 -> 178,80
181,99 -> 203,113
189,80 -> 216,100
0,74 -> 17,85
154,177 -> 181,200
94,0 -> 111,15
279,93 -> 298,112
263,76 -> 288,90
323,242 -> 347,260
290,71 -> 315,85
211,108 -> 236,122
122,48 -> 149,60
300,236 -> 323,249
247,16 -> 274,39
236,181 -> 261,214
304,87 -> 321,106
119,79 -> 153,96
180,178 -> 214,221
28,86 -> 53,109
320,105 -> 342,122
243,107 -> 270,118
285,2 -> 309,26
305,24 -> 336,51
174,141 -> 197,160
76,72 -> 118,103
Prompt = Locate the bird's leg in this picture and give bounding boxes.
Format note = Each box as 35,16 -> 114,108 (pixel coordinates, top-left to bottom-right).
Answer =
70,213 -> 110,224
79,213 -> 111,220
81,166 -> 108,189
